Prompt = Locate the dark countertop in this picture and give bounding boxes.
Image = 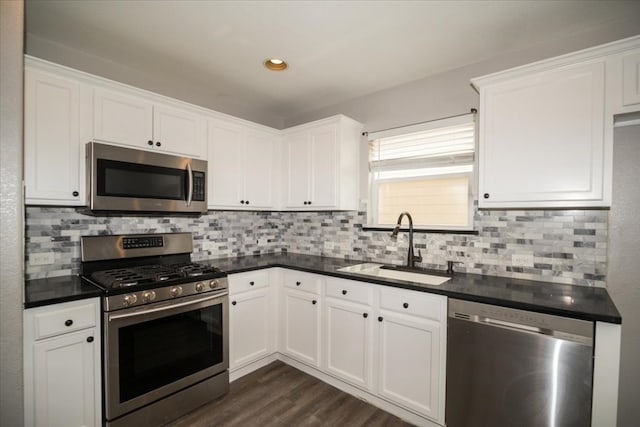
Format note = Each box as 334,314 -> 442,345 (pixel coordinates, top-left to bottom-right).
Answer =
25,253 -> 622,324
203,253 -> 622,324
24,275 -> 103,309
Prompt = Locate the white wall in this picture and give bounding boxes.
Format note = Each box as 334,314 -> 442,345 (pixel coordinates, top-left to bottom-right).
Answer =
609,124 -> 640,427
0,0 -> 25,425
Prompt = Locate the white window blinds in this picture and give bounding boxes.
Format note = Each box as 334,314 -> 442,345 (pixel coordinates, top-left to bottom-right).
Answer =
368,113 -> 476,229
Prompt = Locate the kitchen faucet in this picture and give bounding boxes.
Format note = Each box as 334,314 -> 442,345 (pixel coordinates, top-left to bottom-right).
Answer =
390,211 -> 422,268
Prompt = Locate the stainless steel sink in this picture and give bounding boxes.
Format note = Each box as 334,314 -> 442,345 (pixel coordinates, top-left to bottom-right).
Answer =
337,263 -> 451,286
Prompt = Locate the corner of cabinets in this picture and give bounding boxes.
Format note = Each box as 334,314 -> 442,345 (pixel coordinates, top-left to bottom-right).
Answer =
281,115 -> 363,211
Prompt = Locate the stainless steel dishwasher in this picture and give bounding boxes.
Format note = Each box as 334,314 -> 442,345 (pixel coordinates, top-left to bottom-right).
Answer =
446,299 -> 594,427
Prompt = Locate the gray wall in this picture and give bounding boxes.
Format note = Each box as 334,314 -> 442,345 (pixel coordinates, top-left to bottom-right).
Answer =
0,0 -> 24,425
284,21 -> 640,130
609,124 -> 640,427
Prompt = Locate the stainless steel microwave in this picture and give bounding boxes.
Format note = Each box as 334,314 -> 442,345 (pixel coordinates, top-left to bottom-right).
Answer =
87,142 -> 207,214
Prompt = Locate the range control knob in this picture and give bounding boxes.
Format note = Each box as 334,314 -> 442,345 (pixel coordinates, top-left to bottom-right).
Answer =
142,290 -> 157,303
122,294 -> 138,307
195,282 -> 204,292
170,286 -> 183,297
209,279 -> 219,289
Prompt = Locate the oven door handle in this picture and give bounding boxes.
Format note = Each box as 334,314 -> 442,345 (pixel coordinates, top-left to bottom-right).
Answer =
108,292 -> 227,322
185,162 -> 193,207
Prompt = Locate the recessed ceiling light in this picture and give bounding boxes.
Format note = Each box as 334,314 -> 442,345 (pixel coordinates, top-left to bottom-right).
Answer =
264,58 -> 288,71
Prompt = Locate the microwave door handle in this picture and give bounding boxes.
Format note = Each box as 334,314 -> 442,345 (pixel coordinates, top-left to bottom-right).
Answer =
186,162 -> 193,207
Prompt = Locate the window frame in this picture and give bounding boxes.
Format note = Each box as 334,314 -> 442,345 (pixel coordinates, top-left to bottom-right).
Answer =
366,113 -> 477,232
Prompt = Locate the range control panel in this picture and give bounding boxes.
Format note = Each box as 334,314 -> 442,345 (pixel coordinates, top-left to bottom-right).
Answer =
122,236 -> 164,250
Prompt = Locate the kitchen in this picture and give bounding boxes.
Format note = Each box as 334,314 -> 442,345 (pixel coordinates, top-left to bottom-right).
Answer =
2,1 -> 640,427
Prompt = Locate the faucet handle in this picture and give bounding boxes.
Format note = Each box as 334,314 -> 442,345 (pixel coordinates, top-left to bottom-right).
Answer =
414,249 -> 423,263
446,260 -> 463,275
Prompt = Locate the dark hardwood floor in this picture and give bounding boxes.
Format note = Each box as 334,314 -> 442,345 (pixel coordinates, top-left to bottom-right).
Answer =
165,361 -> 416,427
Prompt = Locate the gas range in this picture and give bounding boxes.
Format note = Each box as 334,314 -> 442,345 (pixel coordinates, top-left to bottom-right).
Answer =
84,233 -> 231,426
80,233 -> 228,311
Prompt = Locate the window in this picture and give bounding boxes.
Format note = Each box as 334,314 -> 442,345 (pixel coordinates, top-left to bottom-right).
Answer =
367,113 -> 476,230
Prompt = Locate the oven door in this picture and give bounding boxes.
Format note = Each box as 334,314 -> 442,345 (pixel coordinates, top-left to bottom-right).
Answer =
104,291 -> 228,421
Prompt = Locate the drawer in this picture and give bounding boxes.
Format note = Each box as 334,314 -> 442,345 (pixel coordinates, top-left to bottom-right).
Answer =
33,300 -> 98,340
379,287 -> 445,322
229,269 -> 270,295
282,270 -> 321,294
325,277 -> 372,305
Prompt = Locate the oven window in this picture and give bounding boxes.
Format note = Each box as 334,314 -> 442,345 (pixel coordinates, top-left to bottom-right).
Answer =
98,159 -> 186,200
118,304 -> 223,403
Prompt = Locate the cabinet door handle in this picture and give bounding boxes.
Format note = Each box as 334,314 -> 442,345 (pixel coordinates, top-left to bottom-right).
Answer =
86,336 -> 94,343
303,201 -> 308,205
308,201 -> 312,205
72,191 -> 79,197
240,200 -> 245,204
483,193 -> 490,199
342,290 -> 347,295
232,301 -> 237,306
378,316 -> 383,322
296,281 -> 301,286
147,140 -> 153,146
312,300 -> 317,305
156,141 -> 161,147
249,281 -> 255,286
363,313 -> 368,318
403,302 -> 409,309
65,319 -> 73,327
246,200 -> 250,205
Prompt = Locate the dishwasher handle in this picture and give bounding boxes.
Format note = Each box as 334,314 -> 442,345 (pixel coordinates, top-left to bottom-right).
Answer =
449,298 -> 593,346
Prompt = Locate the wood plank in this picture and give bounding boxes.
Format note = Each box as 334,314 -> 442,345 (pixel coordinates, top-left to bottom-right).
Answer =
166,361 -> 416,427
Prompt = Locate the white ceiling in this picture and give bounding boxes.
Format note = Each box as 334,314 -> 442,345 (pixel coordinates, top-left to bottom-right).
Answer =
25,0 -> 640,124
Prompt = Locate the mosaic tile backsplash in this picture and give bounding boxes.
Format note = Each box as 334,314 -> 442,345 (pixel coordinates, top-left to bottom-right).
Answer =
25,206 -> 608,287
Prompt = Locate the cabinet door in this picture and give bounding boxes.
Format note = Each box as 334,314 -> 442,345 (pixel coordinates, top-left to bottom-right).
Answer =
479,60 -> 607,208
282,289 -> 321,367
153,104 -> 205,158
93,88 -> 153,148
284,131 -> 311,208
207,119 -> 244,208
377,312 -> 443,422
243,129 -> 275,208
309,124 -> 338,207
325,298 -> 373,390
24,68 -> 84,205
623,51 -> 640,107
229,287 -> 271,369
32,328 -> 98,427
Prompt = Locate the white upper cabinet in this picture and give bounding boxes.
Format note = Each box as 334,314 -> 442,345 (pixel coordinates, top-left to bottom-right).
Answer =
207,118 -> 278,209
473,36 -> 640,209
622,51 -> 640,107
475,60 -> 607,208
283,115 -> 362,210
24,66 -> 89,205
93,87 -> 206,158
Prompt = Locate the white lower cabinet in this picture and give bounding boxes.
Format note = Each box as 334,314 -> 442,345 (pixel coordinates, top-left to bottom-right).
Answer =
228,270 -> 274,371
324,277 -> 374,390
24,298 -> 101,427
230,269 -> 446,425
280,270 -> 322,367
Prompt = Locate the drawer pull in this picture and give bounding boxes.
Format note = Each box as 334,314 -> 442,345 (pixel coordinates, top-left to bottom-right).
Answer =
403,302 -> 409,309
249,281 -> 255,286
378,316 -> 383,322
363,313 -> 368,318
342,290 -> 347,295
232,301 -> 237,306
65,319 -> 73,327
296,281 -> 301,286
312,300 -> 317,305
86,336 -> 94,343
